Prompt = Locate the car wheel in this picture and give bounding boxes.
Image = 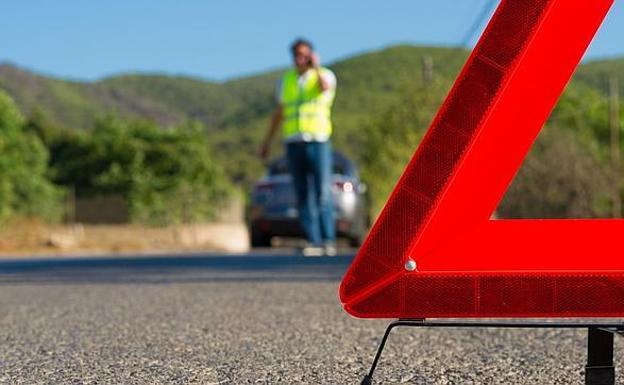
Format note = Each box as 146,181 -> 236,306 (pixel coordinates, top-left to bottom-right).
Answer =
250,228 -> 272,248
349,233 -> 363,248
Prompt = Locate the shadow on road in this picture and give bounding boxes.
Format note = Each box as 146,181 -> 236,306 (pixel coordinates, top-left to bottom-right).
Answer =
0,250 -> 355,285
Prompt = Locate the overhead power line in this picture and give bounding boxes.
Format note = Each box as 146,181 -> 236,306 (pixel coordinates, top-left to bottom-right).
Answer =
459,0 -> 499,48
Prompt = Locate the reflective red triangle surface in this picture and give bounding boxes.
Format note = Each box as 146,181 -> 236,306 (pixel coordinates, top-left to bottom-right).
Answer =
340,0 -> 622,318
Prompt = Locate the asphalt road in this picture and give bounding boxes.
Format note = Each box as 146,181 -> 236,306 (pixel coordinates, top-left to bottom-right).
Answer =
0,250 -> 622,384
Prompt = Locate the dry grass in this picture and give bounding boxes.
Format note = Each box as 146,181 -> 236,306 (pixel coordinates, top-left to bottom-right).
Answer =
0,218 -> 249,257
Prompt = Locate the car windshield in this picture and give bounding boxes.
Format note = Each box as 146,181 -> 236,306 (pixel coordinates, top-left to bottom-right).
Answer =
268,153 -> 355,177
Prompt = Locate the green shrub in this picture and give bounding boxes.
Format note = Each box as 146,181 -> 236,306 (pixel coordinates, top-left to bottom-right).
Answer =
49,117 -> 231,225
0,91 -> 64,222
359,80 -> 620,219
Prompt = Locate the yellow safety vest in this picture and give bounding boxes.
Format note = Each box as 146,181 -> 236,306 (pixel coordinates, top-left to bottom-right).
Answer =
280,68 -> 335,140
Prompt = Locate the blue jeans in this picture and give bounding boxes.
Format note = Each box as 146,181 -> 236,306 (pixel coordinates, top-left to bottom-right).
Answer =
286,141 -> 336,245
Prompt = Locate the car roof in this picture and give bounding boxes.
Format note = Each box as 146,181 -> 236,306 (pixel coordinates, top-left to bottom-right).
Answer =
268,151 -> 357,176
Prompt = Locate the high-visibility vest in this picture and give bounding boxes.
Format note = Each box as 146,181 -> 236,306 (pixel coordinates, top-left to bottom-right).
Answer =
280,68 -> 335,140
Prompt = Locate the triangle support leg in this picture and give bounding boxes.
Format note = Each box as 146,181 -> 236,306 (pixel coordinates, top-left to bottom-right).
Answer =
586,327 -> 615,385
360,320 -> 624,384
360,319 -> 424,385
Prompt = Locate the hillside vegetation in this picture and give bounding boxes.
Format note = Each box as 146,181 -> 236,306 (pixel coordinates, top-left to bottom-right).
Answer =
1,45 -> 623,221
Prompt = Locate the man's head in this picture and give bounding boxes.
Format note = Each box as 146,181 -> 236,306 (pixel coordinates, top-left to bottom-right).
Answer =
291,38 -> 314,74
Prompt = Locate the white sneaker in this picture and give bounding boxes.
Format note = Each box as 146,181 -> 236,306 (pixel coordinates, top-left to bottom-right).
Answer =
324,243 -> 337,256
302,245 -> 325,257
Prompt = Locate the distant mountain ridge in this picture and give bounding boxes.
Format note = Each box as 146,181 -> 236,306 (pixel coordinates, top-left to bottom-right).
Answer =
1,45 -> 623,186
0,46 -> 468,131
1,45 -> 621,131
0,63 -> 226,128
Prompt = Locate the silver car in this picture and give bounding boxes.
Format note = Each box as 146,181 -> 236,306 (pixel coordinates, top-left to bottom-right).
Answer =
248,152 -> 370,248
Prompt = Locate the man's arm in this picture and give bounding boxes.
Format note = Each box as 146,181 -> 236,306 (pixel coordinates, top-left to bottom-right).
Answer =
311,53 -> 330,92
259,104 -> 283,160
315,68 -> 330,92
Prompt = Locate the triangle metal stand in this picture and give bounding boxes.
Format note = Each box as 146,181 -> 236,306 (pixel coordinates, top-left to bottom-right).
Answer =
361,319 -> 624,385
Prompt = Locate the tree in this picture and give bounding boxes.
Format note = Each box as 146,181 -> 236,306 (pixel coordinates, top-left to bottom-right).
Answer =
0,91 -> 64,221
360,79 -> 618,219
359,80 -> 450,214
48,117 -> 232,225
499,126 -> 614,218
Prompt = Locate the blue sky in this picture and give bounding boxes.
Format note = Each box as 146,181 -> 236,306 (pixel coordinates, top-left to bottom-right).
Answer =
1,1 -> 622,81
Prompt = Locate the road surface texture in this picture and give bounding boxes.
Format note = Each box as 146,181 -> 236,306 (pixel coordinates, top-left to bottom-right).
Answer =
0,251 -> 622,384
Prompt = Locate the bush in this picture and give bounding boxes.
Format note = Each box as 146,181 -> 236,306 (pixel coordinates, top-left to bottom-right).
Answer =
499,126 -> 614,218
49,118 -> 231,225
359,81 -> 450,214
360,80 -> 618,219
0,91 -> 64,222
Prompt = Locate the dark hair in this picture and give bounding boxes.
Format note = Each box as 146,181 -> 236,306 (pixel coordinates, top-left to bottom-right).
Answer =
290,38 -> 314,56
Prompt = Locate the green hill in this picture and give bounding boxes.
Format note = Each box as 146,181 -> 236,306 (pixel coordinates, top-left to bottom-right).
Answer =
1,45 -> 622,192
0,45 -> 471,184
0,45 -> 468,130
575,57 -> 624,95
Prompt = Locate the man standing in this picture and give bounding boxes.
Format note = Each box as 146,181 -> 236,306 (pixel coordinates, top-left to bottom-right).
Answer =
259,38 -> 337,256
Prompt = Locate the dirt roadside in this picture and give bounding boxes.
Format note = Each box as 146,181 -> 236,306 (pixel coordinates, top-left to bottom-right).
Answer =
0,218 -> 250,257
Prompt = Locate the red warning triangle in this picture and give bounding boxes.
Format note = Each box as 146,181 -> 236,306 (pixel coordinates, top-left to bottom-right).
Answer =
340,0 -> 622,318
